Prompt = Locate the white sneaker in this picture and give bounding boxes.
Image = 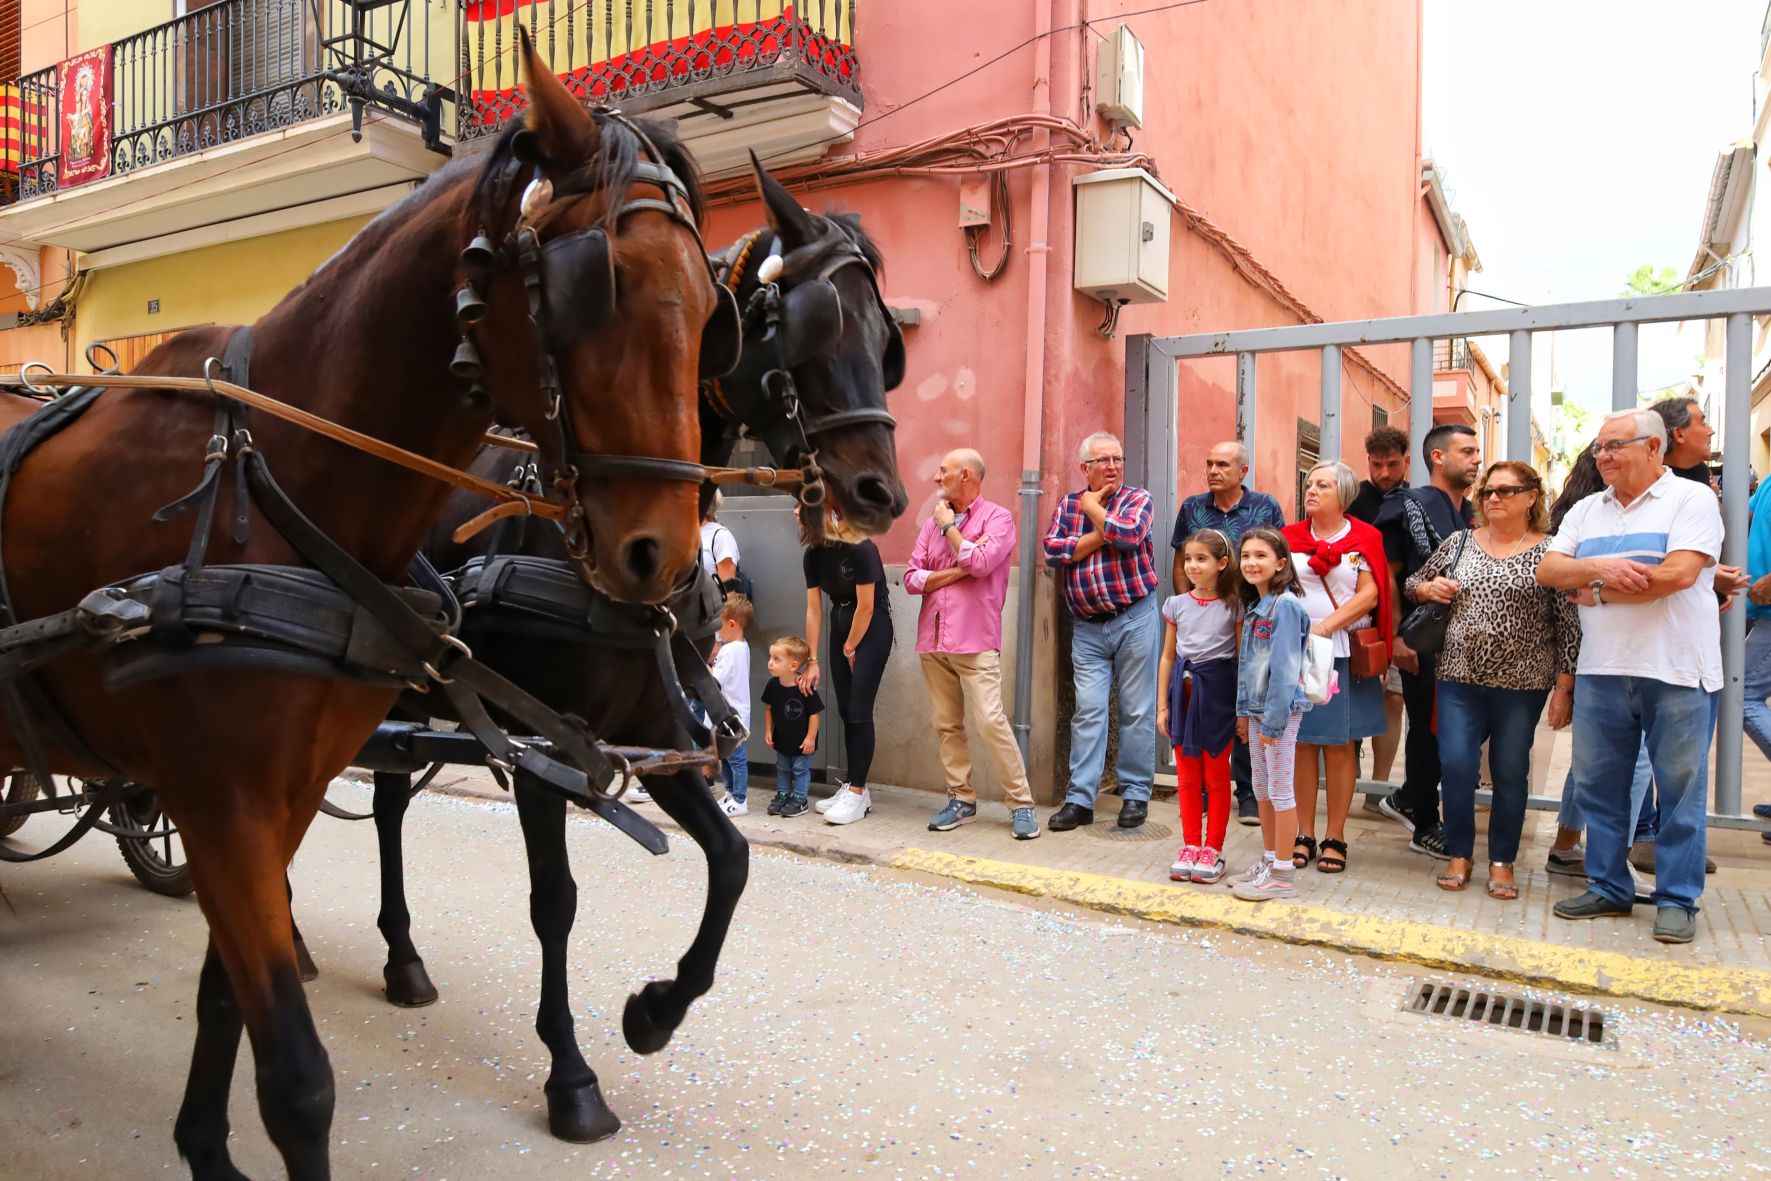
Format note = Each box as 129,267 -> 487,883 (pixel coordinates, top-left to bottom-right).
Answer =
824,787 -> 871,825
719,794 -> 748,817
625,784 -> 653,804
815,781 -> 852,814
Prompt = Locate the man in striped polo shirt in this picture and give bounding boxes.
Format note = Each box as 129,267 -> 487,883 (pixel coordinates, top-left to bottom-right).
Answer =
1537,409 -> 1724,945
1042,431 -> 1160,832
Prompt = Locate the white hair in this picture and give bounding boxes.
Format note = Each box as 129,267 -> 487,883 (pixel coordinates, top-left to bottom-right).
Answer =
1602,409 -> 1667,454
1307,461 -> 1360,513
1079,431 -> 1122,462
947,448 -> 986,481
1213,440 -> 1250,468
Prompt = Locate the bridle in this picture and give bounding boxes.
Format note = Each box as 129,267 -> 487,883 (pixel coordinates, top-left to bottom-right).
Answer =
706,227 -> 900,511
449,109 -> 739,570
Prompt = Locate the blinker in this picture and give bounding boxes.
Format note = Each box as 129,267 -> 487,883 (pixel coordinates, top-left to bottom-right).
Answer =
450,338 -> 484,380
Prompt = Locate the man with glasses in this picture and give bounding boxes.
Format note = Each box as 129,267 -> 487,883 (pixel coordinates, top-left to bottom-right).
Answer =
1537,409 -> 1724,944
1171,440 -> 1284,826
1043,431 -> 1160,831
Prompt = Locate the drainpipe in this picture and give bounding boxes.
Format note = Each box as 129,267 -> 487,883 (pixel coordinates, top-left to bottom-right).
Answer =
1012,2 -> 1062,765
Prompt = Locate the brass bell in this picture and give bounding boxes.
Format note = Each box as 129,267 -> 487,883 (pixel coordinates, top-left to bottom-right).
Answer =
455,284 -> 487,323
450,338 -> 484,380
460,234 -> 496,276
463,384 -> 491,412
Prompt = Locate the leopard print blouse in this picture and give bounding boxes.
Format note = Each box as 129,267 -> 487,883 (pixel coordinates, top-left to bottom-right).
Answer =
1403,534 -> 1579,691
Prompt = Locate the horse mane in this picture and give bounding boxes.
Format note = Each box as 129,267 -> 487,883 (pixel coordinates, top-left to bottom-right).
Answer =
472,112 -> 706,232
827,211 -> 884,274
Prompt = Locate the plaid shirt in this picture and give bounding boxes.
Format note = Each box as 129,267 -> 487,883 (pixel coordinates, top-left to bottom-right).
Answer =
1042,485 -> 1158,618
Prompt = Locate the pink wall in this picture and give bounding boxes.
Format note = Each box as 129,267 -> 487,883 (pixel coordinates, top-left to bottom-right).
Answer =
708,0 -> 1426,561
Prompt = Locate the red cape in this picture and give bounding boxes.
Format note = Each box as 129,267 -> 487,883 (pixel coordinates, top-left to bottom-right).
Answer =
1282,517 -> 1393,658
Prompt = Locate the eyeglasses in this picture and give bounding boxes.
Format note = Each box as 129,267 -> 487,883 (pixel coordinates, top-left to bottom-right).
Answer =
1480,485 -> 1532,500
1594,435 -> 1652,457
1083,455 -> 1125,468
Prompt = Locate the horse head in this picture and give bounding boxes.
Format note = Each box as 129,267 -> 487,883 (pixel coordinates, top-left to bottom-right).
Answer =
709,160 -> 908,542
460,29 -> 732,603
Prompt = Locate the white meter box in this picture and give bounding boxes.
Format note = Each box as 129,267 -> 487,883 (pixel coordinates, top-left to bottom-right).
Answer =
1072,168 -> 1173,305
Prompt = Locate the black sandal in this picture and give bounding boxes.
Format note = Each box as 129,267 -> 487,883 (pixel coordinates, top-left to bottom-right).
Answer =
1292,834 -> 1318,869
1317,837 -> 1348,874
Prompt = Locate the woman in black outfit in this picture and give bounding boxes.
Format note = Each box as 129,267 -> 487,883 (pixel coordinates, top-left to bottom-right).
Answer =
800,531 -> 894,825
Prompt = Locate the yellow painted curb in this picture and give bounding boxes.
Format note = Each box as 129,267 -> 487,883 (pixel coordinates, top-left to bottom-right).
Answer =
890,848 -> 1771,1019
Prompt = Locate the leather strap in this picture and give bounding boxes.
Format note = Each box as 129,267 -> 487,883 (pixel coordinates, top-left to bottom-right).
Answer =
0,779 -> 127,863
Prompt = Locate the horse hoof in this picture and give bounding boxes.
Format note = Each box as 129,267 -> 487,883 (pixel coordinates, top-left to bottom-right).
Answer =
294,940 -> 319,983
384,960 -> 439,1008
622,987 -> 674,1056
547,1081 -> 621,1143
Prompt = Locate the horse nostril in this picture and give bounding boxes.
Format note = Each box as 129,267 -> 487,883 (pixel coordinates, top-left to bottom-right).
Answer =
621,536 -> 662,584
855,475 -> 895,508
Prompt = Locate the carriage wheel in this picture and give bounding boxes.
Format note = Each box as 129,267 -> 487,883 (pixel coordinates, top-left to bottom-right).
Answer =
109,789 -> 194,898
0,772 -> 42,838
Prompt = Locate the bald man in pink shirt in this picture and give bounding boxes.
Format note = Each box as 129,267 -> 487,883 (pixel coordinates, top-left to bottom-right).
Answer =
905,448 -> 1040,840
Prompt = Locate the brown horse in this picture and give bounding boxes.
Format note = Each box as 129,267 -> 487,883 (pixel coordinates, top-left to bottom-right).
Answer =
0,35 -> 725,1181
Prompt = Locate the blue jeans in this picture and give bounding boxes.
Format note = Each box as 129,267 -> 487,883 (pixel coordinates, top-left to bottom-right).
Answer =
1746,618 -> 1771,761
1066,592 -> 1160,808
1558,739 -> 1652,835
774,751 -> 811,801
722,741 -> 749,802
1437,681 -> 1548,863
1571,675 -> 1713,914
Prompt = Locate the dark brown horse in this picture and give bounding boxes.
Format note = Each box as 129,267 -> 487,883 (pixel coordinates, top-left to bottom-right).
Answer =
0,36 -> 726,1181
333,171 -> 910,1144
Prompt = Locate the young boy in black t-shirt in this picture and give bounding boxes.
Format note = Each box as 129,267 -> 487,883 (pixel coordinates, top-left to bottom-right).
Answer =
762,635 -> 824,817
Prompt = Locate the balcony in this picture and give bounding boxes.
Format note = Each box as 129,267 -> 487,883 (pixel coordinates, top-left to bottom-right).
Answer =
458,0 -> 863,176
0,0 -> 456,261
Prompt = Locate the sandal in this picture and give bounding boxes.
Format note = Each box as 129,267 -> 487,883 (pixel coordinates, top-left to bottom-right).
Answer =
1486,862 -> 1518,901
1292,834 -> 1318,869
1436,857 -> 1473,891
1317,837 -> 1348,874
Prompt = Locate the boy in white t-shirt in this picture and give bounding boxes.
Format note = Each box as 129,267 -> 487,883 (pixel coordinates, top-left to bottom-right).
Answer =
710,595 -> 754,816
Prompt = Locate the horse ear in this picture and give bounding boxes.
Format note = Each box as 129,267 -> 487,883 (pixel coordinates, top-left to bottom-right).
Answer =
751,150 -> 817,248
517,25 -> 596,165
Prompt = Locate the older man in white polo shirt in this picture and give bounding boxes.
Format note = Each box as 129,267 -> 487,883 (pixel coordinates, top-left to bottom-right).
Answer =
1536,408 -> 1723,944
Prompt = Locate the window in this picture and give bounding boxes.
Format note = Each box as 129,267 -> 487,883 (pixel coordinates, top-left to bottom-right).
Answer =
1295,418 -> 1320,521
1371,405 -> 1389,433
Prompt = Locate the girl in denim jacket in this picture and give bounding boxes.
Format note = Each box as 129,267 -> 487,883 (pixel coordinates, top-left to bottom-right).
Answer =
1232,528 -> 1313,901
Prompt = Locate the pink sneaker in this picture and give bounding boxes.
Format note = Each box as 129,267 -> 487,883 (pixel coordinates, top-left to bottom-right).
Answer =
1191,847 -> 1225,884
1168,845 -> 1200,881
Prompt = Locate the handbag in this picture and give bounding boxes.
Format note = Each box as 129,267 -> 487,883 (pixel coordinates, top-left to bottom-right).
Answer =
1397,528 -> 1470,656
1301,632 -> 1336,705
1321,562 -> 1389,680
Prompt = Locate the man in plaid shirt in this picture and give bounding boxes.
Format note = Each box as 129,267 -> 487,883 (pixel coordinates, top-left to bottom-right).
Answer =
1042,431 -> 1161,831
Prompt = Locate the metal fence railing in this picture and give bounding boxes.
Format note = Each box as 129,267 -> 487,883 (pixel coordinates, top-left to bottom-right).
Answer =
1127,286 -> 1771,828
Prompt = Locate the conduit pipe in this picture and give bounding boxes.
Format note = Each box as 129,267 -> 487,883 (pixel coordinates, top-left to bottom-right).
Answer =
1011,1 -> 1063,766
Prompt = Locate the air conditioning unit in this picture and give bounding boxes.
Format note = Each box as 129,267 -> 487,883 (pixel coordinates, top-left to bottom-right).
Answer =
1073,167 -> 1173,305
1096,25 -> 1145,129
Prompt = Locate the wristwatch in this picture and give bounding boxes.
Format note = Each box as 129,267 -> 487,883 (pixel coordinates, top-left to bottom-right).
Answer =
944,523 -> 960,538
1589,578 -> 1605,606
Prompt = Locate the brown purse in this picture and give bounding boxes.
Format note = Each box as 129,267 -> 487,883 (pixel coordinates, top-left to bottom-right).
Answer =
1321,561 -> 1389,680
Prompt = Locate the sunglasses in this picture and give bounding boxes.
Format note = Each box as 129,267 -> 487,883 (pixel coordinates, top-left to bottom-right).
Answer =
1479,485 -> 1534,500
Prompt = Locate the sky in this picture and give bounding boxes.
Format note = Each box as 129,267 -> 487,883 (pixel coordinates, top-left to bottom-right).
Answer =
1422,0 -> 1765,414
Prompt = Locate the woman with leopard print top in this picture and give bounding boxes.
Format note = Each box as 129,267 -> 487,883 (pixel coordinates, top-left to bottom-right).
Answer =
1405,461 -> 1578,901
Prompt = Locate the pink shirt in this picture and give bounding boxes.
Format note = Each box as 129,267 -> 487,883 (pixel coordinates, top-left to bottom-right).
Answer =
904,495 -> 1018,654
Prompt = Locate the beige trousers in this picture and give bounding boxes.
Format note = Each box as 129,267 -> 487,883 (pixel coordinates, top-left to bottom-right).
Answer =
919,650 -> 1035,809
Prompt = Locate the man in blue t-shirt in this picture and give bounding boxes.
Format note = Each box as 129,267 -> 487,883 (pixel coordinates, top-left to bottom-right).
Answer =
1745,475 -> 1771,844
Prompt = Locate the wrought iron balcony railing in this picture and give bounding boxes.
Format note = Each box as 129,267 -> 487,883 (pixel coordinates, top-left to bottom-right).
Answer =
2,0 -> 455,205
459,0 -> 861,142
1433,336 -> 1473,372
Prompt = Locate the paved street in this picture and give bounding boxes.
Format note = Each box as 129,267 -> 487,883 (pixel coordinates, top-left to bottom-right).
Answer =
4,783 -> 1769,1180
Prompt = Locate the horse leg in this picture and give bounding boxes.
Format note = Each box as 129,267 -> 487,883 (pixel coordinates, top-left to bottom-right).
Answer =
373,770 -> 438,1007
621,768 -> 749,1055
176,810 -> 335,1181
288,876 -> 318,983
513,768 -> 620,1143
172,941 -> 250,1181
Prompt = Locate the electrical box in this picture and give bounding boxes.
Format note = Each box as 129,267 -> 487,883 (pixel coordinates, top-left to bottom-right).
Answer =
1095,25 -> 1145,129
1072,168 -> 1173,305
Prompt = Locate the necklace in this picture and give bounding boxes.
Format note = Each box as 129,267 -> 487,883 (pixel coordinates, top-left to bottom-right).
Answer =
1483,527 -> 1534,561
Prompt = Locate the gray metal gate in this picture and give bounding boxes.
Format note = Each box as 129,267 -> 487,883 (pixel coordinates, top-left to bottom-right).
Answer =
1127,285 -> 1771,829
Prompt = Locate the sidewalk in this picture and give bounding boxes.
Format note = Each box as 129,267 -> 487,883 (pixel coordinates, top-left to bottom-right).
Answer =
409,722 -> 1771,1020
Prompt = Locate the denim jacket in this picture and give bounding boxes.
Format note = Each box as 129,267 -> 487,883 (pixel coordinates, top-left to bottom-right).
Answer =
1235,592 -> 1312,738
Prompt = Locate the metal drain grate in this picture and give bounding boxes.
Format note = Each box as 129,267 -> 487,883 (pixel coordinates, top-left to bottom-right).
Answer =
1402,981 -> 1611,1048
1086,820 -> 1172,843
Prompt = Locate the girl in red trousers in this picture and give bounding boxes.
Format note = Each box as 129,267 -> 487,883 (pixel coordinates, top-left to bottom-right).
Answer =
1158,529 -> 1242,884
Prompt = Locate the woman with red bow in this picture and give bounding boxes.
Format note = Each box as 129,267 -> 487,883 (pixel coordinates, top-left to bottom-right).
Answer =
1282,461 -> 1393,875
